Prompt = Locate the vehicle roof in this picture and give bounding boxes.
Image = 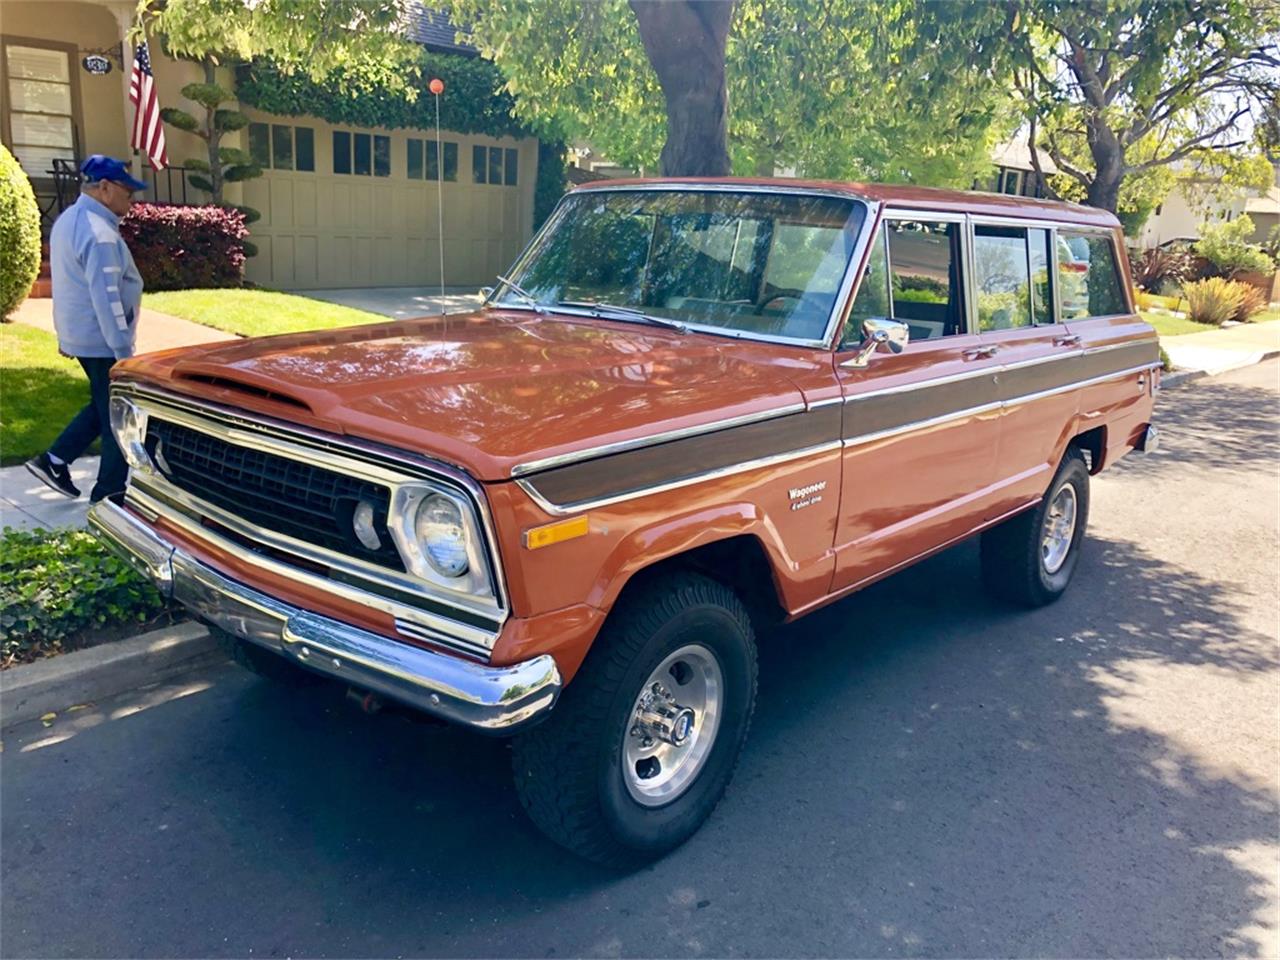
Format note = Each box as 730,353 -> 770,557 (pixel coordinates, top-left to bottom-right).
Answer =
573,176 -> 1122,230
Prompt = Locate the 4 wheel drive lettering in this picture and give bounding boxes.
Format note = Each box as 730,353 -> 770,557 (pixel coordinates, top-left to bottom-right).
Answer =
89,179 -> 1157,866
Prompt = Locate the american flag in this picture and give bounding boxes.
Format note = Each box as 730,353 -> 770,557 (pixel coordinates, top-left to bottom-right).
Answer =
129,40 -> 168,171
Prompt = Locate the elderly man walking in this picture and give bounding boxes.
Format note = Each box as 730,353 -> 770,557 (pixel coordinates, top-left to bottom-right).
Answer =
25,155 -> 146,503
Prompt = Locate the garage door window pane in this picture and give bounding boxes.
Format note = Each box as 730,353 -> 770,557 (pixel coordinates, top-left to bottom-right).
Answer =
295,127 -> 314,172
1058,231 -> 1127,318
426,140 -> 439,180
974,225 -> 1033,331
271,124 -> 293,170
408,139 -> 423,179
374,135 -> 390,177
354,133 -> 371,175
333,131 -> 351,174
489,147 -> 503,185
443,142 -> 458,181
248,123 -> 269,167
473,145 -> 486,183
504,148 -> 518,186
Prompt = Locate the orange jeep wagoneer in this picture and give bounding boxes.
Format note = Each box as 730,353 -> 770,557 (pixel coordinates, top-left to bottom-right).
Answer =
91,179 -> 1159,865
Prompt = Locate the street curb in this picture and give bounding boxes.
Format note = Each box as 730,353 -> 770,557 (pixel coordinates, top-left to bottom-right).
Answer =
0,622 -> 221,730
1163,347 -> 1280,390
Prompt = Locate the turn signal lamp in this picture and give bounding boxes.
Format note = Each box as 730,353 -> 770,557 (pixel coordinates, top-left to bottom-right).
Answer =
523,516 -> 589,550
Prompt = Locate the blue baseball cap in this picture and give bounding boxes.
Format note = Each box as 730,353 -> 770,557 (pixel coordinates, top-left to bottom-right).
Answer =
80,155 -> 147,192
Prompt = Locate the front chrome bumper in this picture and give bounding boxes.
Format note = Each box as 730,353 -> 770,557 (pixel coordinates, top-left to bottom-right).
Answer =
88,499 -> 561,732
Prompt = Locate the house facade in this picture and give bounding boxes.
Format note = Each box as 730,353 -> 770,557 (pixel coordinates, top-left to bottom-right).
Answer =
1,0 -> 543,289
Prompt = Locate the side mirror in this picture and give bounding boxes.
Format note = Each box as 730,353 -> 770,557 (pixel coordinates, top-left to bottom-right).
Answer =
479,286 -> 494,303
843,317 -> 909,368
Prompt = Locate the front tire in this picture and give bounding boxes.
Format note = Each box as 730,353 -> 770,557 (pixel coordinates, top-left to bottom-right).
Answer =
981,447 -> 1090,607
511,572 -> 757,867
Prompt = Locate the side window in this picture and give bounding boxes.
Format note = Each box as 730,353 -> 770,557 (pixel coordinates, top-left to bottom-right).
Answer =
1058,231 -> 1128,319
885,218 -> 966,341
974,225 -> 1032,331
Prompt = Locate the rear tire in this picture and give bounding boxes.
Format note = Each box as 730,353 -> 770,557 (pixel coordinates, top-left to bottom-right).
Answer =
511,572 -> 757,867
981,447 -> 1090,608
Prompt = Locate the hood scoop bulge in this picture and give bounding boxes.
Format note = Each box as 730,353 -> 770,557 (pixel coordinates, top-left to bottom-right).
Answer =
171,367 -> 314,413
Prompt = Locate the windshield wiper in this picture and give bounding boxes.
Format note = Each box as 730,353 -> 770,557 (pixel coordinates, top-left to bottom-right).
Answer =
495,274 -> 546,314
557,300 -> 687,333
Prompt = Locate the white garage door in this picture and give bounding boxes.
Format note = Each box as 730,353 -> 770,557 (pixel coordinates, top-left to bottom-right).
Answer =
240,111 -> 538,290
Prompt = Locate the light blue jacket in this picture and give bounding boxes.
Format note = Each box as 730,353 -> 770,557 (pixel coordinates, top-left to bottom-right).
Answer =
50,193 -> 144,360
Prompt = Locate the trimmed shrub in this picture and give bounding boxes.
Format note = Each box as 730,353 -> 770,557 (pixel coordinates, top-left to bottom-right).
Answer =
1,527 -> 172,666
120,202 -> 248,290
0,144 -> 41,319
1183,277 -> 1248,326
1194,216 -> 1274,278
1233,283 -> 1268,323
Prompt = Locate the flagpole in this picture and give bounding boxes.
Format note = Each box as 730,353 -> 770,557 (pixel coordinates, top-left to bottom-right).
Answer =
430,78 -> 445,318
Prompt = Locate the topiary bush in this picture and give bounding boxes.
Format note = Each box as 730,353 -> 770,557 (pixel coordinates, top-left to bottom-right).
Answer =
0,527 -> 173,666
120,202 -> 249,290
0,144 -> 41,319
1183,276 -> 1248,326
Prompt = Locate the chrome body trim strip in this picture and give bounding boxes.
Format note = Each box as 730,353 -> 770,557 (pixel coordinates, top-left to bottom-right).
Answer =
87,499 -> 560,732
842,363 -> 995,403
844,361 -> 1160,445
999,349 -> 1086,372
842,402 -> 1004,448
517,440 -> 843,516
126,484 -> 501,658
512,401 -> 807,477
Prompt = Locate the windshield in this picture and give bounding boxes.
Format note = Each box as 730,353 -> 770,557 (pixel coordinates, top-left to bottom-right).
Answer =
494,189 -> 867,342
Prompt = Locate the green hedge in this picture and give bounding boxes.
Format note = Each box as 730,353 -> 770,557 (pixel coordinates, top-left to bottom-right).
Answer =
1,527 -> 171,666
0,144 -> 41,318
235,52 -> 567,229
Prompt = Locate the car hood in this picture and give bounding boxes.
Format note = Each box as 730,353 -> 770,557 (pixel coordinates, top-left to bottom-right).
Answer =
117,310 -> 811,482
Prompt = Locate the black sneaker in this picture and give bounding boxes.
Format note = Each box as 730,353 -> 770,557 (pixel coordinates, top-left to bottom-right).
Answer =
25,453 -> 80,499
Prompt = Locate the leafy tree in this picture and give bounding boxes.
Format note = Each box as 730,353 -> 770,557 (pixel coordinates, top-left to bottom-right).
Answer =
1194,215 -> 1275,276
137,0 -> 419,205
1000,0 -> 1280,213
445,0 -> 1018,184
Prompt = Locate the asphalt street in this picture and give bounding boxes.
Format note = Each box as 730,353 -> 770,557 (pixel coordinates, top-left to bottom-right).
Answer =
3,361 -> 1277,958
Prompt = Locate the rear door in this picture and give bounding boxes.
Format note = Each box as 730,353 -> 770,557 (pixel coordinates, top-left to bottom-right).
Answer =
972,220 -> 1084,518
830,211 -> 1002,593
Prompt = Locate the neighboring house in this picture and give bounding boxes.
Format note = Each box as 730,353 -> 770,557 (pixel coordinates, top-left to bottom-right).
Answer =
1,1 -> 544,289
982,140 -> 1060,198
1138,164 -> 1280,249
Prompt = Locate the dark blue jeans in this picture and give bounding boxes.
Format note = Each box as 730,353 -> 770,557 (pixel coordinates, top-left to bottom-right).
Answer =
48,356 -> 127,501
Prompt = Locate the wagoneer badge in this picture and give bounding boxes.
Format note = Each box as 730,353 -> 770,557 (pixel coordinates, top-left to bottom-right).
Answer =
788,480 -> 826,511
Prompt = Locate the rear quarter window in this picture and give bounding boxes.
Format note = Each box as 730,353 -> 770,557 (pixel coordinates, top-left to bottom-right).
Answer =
1058,231 -> 1128,319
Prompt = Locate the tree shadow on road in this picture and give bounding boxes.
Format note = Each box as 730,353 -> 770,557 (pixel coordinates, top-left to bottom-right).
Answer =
4,527 -> 1274,958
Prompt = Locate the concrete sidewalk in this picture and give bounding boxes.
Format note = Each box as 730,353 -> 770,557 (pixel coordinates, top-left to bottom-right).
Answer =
297,285 -> 483,320
1162,319 -> 1280,376
1,457 -> 99,531
8,297 -> 235,354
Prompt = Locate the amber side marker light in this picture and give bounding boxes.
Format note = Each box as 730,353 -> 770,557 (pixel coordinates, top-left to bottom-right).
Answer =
523,515 -> 590,550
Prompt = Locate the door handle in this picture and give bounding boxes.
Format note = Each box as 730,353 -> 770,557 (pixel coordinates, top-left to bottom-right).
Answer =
1053,334 -> 1082,347
962,346 -> 998,360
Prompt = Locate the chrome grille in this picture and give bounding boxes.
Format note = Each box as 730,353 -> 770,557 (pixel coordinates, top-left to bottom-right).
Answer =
145,419 -> 404,571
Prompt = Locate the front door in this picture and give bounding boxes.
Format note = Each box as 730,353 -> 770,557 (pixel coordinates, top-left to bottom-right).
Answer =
831,212 -> 1002,593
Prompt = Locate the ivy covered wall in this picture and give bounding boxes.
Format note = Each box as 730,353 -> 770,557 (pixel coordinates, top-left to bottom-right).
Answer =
235,51 -> 566,227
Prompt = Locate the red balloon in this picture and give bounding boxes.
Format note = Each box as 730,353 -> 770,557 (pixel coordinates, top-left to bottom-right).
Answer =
429,78 -> 444,95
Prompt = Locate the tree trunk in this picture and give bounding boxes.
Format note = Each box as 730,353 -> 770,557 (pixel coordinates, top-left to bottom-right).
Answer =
1083,114 -> 1123,213
203,56 -> 224,204
628,0 -> 733,177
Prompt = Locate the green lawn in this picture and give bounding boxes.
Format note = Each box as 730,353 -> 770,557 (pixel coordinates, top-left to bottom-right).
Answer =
144,289 -> 387,338
1139,311 -> 1218,338
1,323 -> 93,467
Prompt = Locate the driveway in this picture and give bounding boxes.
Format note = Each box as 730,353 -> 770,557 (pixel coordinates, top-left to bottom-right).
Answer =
298,286 -> 483,320
2,362 -> 1277,958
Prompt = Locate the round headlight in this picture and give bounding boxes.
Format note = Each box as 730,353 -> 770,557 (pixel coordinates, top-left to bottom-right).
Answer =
414,494 -> 469,578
